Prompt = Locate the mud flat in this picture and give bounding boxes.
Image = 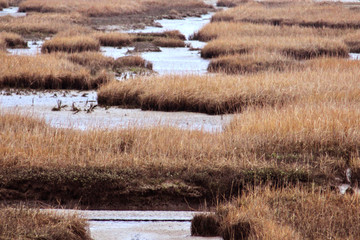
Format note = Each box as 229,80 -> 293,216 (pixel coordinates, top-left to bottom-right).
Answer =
0,90 -> 232,131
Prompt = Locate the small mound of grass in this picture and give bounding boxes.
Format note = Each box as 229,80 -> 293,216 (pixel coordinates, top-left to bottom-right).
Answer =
201,36 -> 348,59
0,13 -> 88,38
191,213 -> 220,236
114,55 -> 153,70
212,2 -> 360,29
92,31 -> 133,47
343,32 -> 360,53
208,52 -> 297,74
0,53 -> 110,89
0,0 -> 8,9
0,207 -> 92,240
55,51 -> 115,74
212,187 -> 360,240
152,37 -> 185,47
42,35 -> 100,53
0,31 -> 28,48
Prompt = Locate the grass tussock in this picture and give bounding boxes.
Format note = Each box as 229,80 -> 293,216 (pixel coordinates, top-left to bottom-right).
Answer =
0,207 -> 92,240
207,52 -> 297,74
133,30 -> 186,41
212,2 -> 360,29
210,187 -> 360,240
97,58 -> 360,114
343,32 -> 360,53
0,53 -> 110,89
55,51 -> 115,74
0,31 -> 27,48
92,31 -> 132,47
18,0 -> 210,17
152,37 -> 186,47
0,13 -> 87,37
0,0 -> 8,9
191,21 -> 354,42
42,35 -> 100,53
114,55 -> 153,70
201,36 -> 348,59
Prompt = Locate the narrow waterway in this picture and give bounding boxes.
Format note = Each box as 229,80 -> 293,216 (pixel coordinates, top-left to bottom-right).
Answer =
43,210 -> 222,240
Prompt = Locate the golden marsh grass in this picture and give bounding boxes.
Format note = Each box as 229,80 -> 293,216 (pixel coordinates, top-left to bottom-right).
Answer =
98,58 -> 360,113
0,207 -> 91,240
212,2 -> 360,29
41,35 -> 100,53
0,13 -> 87,37
92,31 -> 132,47
0,53 -> 110,89
212,187 -> 360,240
0,31 -> 27,48
207,52 -> 297,74
19,0 -> 210,17
201,36 -> 348,59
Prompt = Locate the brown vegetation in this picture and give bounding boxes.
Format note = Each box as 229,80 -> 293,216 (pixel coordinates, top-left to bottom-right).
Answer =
55,51 -> 115,74
0,53 -> 110,89
203,187 -> 360,240
0,31 -> 27,48
18,0 -> 210,17
152,37 -> 185,47
207,52 -> 297,74
191,21 -> 354,42
201,36 -> 348,59
97,58 -> 359,113
0,0 -> 8,9
0,207 -> 92,240
212,2 -> 360,29
92,31 -> 132,47
133,30 -> 186,41
42,35 -> 100,53
113,55 -> 153,70
0,13 -> 87,37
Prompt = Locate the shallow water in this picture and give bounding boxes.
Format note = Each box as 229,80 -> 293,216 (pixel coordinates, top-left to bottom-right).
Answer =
43,210 -> 222,240
8,40 -> 43,55
0,90 -> 232,131
350,53 -> 360,60
0,7 -> 26,17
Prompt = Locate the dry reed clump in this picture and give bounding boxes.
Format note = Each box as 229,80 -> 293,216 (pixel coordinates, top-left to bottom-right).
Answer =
0,31 -> 27,48
226,103 -> 360,162
0,38 -> 5,51
207,52 -> 297,74
0,13 -> 87,37
19,0 -> 210,17
92,31 -> 132,47
343,32 -> 360,53
0,53 -> 110,89
98,58 -> 360,114
152,37 -> 186,47
113,55 -> 153,70
0,0 -> 8,9
201,36 -> 348,59
41,35 -> 100,53
54,51 -> 115,74
212,2 -> 360,29
212,187 -> 360,240
191,21 -> 353,42
133,30 -> 186,41
0,207 -> 92,240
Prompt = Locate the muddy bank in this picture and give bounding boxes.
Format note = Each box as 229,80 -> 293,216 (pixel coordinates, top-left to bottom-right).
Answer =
92,5 -> 213,30
0,166 -> 314,210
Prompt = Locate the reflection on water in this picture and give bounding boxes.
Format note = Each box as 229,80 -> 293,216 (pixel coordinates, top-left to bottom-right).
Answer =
8,40 -> 43,55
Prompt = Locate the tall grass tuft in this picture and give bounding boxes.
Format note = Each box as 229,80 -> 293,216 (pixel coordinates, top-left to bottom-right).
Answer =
42,35 -> 100,53
212,2 -> 360,29
0,53 -> 110,89
92,31 -> 132,47
0,207 -> 92,240
0,31 -> 27,48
